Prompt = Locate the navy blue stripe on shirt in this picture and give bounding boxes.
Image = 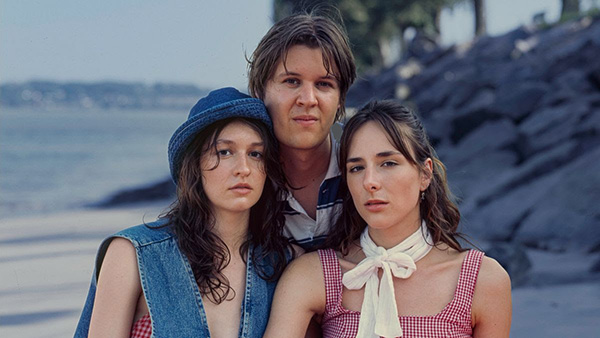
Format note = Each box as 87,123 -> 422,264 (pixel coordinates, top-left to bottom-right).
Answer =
317,176 -> 342,207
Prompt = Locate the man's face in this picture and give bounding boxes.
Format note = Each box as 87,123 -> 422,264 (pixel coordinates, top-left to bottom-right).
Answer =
263,45 -> 341,152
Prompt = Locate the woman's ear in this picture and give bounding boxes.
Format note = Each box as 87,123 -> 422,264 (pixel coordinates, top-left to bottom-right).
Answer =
420,158 -> 433,191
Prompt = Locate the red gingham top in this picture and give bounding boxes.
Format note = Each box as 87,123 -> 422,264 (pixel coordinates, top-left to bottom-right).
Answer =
318,248 -> 484,338
130,313 -> 152,338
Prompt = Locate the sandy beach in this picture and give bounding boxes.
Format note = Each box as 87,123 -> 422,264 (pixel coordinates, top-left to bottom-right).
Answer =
1,202 -> 599,337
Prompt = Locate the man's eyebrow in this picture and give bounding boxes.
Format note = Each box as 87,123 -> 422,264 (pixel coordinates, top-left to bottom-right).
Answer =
274,71 -> 338,81
274,70 -> 299,77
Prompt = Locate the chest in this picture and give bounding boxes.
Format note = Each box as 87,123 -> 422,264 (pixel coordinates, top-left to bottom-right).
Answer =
201,258 -> 247,338
341,261 -> 461,316
291,180 -> 322,220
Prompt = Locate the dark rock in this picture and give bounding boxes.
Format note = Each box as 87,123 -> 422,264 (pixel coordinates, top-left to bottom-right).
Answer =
493,81 -> 550,122
485,242 -> 532,287
450,107 -> 503,144
514,148 -> 600,252
518,101 -> 590,156
471,26 -> 532,62
96,178 -> 175,207
588,68 -> 600,91
591,258 -> 600,273
448,119 -> 518,161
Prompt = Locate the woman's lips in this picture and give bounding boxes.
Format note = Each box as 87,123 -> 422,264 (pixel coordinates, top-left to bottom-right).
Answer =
230,183 -> 252,194
364,200 -> 388,212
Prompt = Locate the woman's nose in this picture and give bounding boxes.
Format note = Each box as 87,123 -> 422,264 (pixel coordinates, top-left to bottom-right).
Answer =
362,167 -> 381,192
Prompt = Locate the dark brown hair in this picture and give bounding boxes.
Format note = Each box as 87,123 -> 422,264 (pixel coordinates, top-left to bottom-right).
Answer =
247,12 -> 356,121
326,100 -> 464,254
161,117 -> 292,304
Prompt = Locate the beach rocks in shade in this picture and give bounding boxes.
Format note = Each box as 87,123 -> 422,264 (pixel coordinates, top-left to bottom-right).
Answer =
591,259 -> 600,273
347,16 -> 600,253
95,179 -> 175,207
485,242 -> 532,287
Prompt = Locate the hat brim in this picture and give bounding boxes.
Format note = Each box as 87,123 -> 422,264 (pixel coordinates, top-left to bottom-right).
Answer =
168,98 -> 272,183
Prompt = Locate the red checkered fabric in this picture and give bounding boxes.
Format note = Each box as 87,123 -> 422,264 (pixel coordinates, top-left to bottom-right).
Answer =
318,248 -> 484,338
130,313 -> 152,338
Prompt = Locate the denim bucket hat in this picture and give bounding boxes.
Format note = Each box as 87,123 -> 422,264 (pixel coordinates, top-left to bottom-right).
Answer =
168,87 -> 272,184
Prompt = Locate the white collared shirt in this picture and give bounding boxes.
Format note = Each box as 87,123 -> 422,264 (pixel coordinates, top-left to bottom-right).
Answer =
282,135 -> 343,251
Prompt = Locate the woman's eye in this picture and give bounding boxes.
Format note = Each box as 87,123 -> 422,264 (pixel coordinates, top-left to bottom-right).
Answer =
217,149 -> 232,156
249,151 -> 263,159
317,81 -> 333,88
348,165 -> 363,173
382,161 -> 398,167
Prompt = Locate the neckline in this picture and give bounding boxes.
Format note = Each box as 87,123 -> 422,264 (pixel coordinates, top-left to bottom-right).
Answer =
187,244 -> 254,337
334,249 -> 473,319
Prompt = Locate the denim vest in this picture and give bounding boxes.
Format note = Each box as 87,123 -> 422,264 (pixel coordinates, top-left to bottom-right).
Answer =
74,219 -> 279,337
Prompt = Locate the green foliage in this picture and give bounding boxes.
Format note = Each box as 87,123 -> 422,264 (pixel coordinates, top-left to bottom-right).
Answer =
273,0 -> 468,73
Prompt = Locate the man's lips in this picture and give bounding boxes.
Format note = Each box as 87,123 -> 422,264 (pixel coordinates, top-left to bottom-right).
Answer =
293,115 -> 318,126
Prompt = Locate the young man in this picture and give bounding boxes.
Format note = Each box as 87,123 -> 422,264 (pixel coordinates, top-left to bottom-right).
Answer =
248,13 -> 356,250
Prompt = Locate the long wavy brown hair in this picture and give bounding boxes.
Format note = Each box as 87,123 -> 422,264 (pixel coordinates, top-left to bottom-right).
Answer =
160,117 -> 292,304
325,100 -> 465,255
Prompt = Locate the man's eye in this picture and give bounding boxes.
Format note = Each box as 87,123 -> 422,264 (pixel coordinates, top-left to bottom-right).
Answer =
284,78 -> 299,85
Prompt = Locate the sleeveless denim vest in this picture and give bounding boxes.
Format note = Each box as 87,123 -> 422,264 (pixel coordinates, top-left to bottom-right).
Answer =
74,219 -> 279,337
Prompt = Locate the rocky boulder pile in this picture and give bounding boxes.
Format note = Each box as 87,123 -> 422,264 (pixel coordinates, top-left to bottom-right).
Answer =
347,16 -> 600,253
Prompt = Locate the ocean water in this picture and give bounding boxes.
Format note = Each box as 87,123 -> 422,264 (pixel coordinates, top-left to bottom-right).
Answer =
0,107 -> 187,218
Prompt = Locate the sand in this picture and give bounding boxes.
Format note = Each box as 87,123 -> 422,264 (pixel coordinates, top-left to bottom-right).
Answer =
1,202 -> 598,337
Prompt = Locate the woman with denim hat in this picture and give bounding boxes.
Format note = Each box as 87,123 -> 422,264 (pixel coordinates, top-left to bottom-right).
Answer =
74,87 -> 295,338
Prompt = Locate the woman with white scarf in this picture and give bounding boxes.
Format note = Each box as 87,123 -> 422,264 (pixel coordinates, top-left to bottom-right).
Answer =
264,100 -> 512,338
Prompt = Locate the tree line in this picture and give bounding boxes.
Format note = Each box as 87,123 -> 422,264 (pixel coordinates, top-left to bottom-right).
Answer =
274,0 -> 588,72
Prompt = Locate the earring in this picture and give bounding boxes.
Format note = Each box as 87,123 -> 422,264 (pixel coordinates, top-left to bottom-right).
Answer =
420,191 -> 425,201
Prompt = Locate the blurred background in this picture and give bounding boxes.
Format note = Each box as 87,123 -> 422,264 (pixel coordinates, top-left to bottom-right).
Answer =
1,0 -> 599,337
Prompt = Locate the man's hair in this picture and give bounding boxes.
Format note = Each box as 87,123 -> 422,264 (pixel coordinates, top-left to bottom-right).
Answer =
248,13 -> 356,121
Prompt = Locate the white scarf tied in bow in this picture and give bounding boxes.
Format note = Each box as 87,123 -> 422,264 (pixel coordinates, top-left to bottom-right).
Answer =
342,221 -> 433,338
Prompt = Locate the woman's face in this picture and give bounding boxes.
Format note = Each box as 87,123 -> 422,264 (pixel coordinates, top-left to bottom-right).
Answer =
201,120 -> 267,217
345,121 -> 431,235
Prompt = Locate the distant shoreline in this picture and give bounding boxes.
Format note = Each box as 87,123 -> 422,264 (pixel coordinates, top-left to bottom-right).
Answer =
0,81 -> 211,110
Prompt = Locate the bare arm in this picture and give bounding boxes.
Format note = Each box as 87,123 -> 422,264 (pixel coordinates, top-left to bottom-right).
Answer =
472,256 -> 512,338
264,252 -> 326,338
88,238 -> 143,338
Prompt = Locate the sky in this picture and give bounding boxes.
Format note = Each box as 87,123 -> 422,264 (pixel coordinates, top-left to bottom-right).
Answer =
0,0 -> 596,90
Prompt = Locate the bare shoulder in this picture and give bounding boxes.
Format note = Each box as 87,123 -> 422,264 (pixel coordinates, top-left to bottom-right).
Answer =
89,238 -> 143,336
476,255 -> 512,294
97,237 -> 140,291
265,251 -> 328,337
283,250 -> 324,280
105,237 -> 136,256
100,238 -> 137,272
471,254 -> 512,336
